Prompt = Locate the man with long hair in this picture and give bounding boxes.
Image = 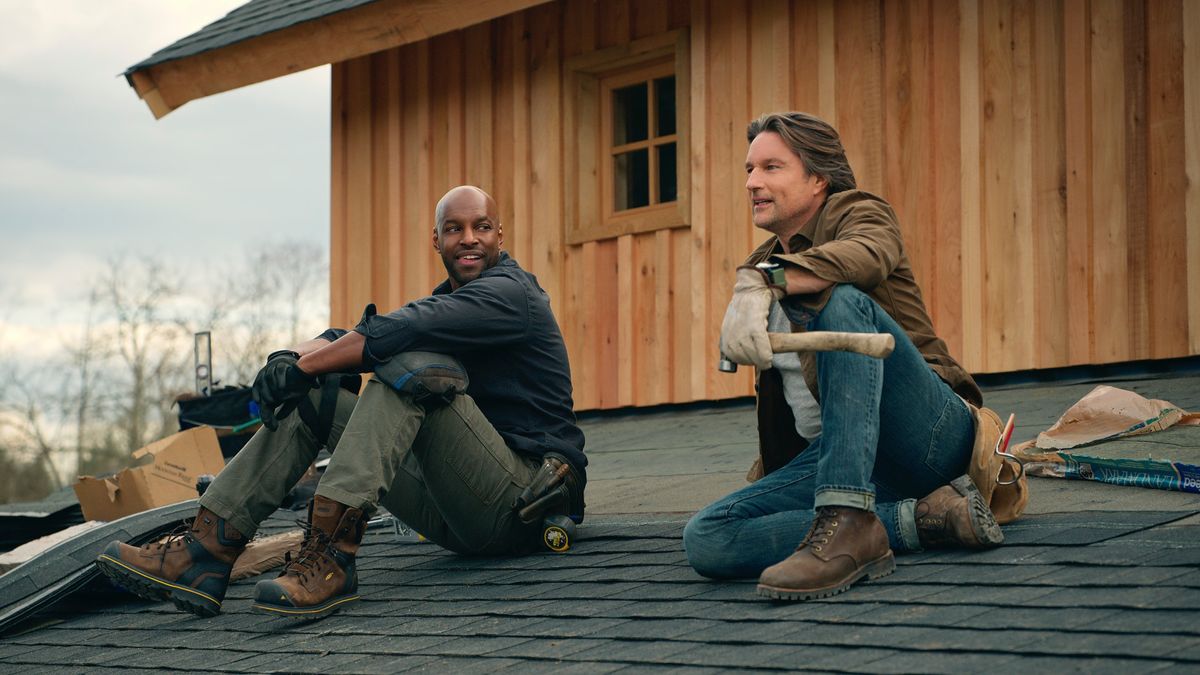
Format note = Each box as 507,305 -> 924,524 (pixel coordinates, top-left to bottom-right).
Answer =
684,113 -> 1009,600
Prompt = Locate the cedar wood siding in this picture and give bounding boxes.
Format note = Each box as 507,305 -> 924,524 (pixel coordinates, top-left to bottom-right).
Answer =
329,0 -> 1200,410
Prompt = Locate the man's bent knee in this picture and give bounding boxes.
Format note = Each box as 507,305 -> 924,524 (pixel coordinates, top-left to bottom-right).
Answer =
683,511 -> 741,579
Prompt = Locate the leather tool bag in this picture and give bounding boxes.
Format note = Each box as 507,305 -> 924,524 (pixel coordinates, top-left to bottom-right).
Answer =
967,405 -> 1030,524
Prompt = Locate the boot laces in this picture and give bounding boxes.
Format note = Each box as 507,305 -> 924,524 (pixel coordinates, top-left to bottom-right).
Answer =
146,520 -> 196,554
799,508 -> 839,553
282,519 -> 335,581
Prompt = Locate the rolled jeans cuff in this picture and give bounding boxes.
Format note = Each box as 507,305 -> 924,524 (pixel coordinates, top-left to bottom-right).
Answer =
895,498 -> 921,551
813,487 -> 875,512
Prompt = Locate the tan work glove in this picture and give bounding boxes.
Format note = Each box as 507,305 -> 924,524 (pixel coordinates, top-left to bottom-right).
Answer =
719,266 -> 785,370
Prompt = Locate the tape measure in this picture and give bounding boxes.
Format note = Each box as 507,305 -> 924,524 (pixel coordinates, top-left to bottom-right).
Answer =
542,515 -> 575,552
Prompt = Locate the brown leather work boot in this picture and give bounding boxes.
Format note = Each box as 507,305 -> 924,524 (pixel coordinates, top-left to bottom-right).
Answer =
95,507 -> 247,617
252,495 -> 366,619
916,474 -> 1005,549
757,506 -> 895,601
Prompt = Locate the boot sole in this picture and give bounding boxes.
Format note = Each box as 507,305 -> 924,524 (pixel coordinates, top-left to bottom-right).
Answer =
95,554 -> 222,618
251,594 -> 359,620
950,475 -> 1005,548
756,551 -> 896,601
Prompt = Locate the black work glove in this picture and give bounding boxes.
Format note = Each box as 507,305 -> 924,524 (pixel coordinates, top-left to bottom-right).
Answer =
252,350 -> 319,431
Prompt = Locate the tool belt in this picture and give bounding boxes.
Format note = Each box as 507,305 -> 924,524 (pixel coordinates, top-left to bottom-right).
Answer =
511,453 -> 583,552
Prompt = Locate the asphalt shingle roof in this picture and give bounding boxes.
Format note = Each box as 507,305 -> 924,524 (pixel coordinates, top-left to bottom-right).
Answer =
2,508 -> 1198,672
1,370 -> 1199,671
125,0 -> 379,75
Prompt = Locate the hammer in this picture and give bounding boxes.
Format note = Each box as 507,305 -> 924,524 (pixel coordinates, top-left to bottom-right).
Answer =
718,331 -> 896,372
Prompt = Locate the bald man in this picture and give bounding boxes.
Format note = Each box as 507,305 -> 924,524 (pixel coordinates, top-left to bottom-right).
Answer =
97,186 -> 586,620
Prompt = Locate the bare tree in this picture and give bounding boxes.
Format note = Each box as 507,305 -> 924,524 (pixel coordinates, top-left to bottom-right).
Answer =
100,255 -> 189,451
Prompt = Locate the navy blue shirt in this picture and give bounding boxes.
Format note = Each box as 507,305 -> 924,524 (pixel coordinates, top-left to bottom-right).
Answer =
322,253 -> 587,482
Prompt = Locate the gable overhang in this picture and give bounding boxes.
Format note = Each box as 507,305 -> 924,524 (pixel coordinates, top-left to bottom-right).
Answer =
125,0 -> 552,119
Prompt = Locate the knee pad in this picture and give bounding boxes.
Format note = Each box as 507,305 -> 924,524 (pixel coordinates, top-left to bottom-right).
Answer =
374,351 -> 469,406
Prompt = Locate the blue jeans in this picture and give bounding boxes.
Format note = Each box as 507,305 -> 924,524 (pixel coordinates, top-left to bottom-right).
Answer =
684,285 -> 975,579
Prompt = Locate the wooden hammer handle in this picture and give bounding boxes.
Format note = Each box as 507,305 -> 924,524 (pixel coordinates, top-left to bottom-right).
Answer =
769,331 -> 895,359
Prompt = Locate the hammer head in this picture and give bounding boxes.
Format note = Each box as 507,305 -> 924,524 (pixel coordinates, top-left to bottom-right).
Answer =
717,355 -> 738,373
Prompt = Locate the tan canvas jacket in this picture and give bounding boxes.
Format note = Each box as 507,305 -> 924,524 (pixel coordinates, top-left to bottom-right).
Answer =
747,189 -> 983,475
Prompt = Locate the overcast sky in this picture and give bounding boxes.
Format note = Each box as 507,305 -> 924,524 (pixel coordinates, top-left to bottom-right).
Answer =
0,1 -> 328,359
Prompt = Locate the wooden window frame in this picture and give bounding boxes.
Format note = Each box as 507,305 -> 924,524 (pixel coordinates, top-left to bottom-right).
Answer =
564,30 -> 690,245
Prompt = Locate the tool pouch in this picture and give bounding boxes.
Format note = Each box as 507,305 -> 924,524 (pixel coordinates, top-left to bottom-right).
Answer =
512,454 -> 585,553
968,404 -> 1030,524
374,351 -> 469,407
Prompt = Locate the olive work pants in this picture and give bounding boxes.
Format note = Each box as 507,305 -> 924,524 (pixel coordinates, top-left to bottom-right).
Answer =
199,378 -> 542,555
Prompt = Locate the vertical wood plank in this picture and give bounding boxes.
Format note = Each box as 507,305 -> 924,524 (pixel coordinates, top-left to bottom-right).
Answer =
670,227 -> 691,402
401,42 -> 432,303
594,241 -> 620,407
931,0 -> 964,359
959,0 -> 984,369
1145,0 -> 1188,358
1031,0 -> 1069,368
1185,0 -> 1200,354
883,0 -> 934,310
1090,0 -> 1129,363
528,3 -> 563,309
817,0 -> 837,124
834,0 -> 884,193
790,0 -> 822,114
689,0 -> 711,401
509,13 -> 533,275
750,0 -> 791,115
1123,0 -> 1149,361
598,0 -> 631,48
617,234 -> 635,405
491,18 -> 516,256
369,53 -> 391,309
385,50 -> 403,309
1012,0 -> 1035,369
1063,0 -> 1094,364
653,228 -> 674,403
330,63 -> 348,327
464,24 -> 494,191
980,0 -> 1019,371
632,0 -> 669,38
344,57 -> 375,317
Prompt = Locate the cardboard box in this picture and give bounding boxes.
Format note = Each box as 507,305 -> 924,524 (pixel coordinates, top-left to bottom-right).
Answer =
73,426 -> 225,522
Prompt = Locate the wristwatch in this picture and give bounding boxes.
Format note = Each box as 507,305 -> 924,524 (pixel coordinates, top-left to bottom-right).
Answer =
754,261 -> 788,294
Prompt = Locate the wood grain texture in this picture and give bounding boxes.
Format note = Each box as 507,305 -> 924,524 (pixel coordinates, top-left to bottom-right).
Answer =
1090,0 -> 1129,363
1123,0 -> 1148,361
1145,0 -> 1187,358
1031,0 -> 1068,368
1186,0 -> 1200,355
1063,0 -> 1095,364
324,0 -> 1200,411
959,0 -> 984,368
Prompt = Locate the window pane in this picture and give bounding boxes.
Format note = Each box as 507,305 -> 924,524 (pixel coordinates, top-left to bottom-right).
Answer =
614,149 -> 650,211
657,143 -> 677,203
655,76 -> 676,137
612,83 -> 649,145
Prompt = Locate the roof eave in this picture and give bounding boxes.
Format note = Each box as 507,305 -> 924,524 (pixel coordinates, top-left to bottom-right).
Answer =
125,0 -> 552,119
